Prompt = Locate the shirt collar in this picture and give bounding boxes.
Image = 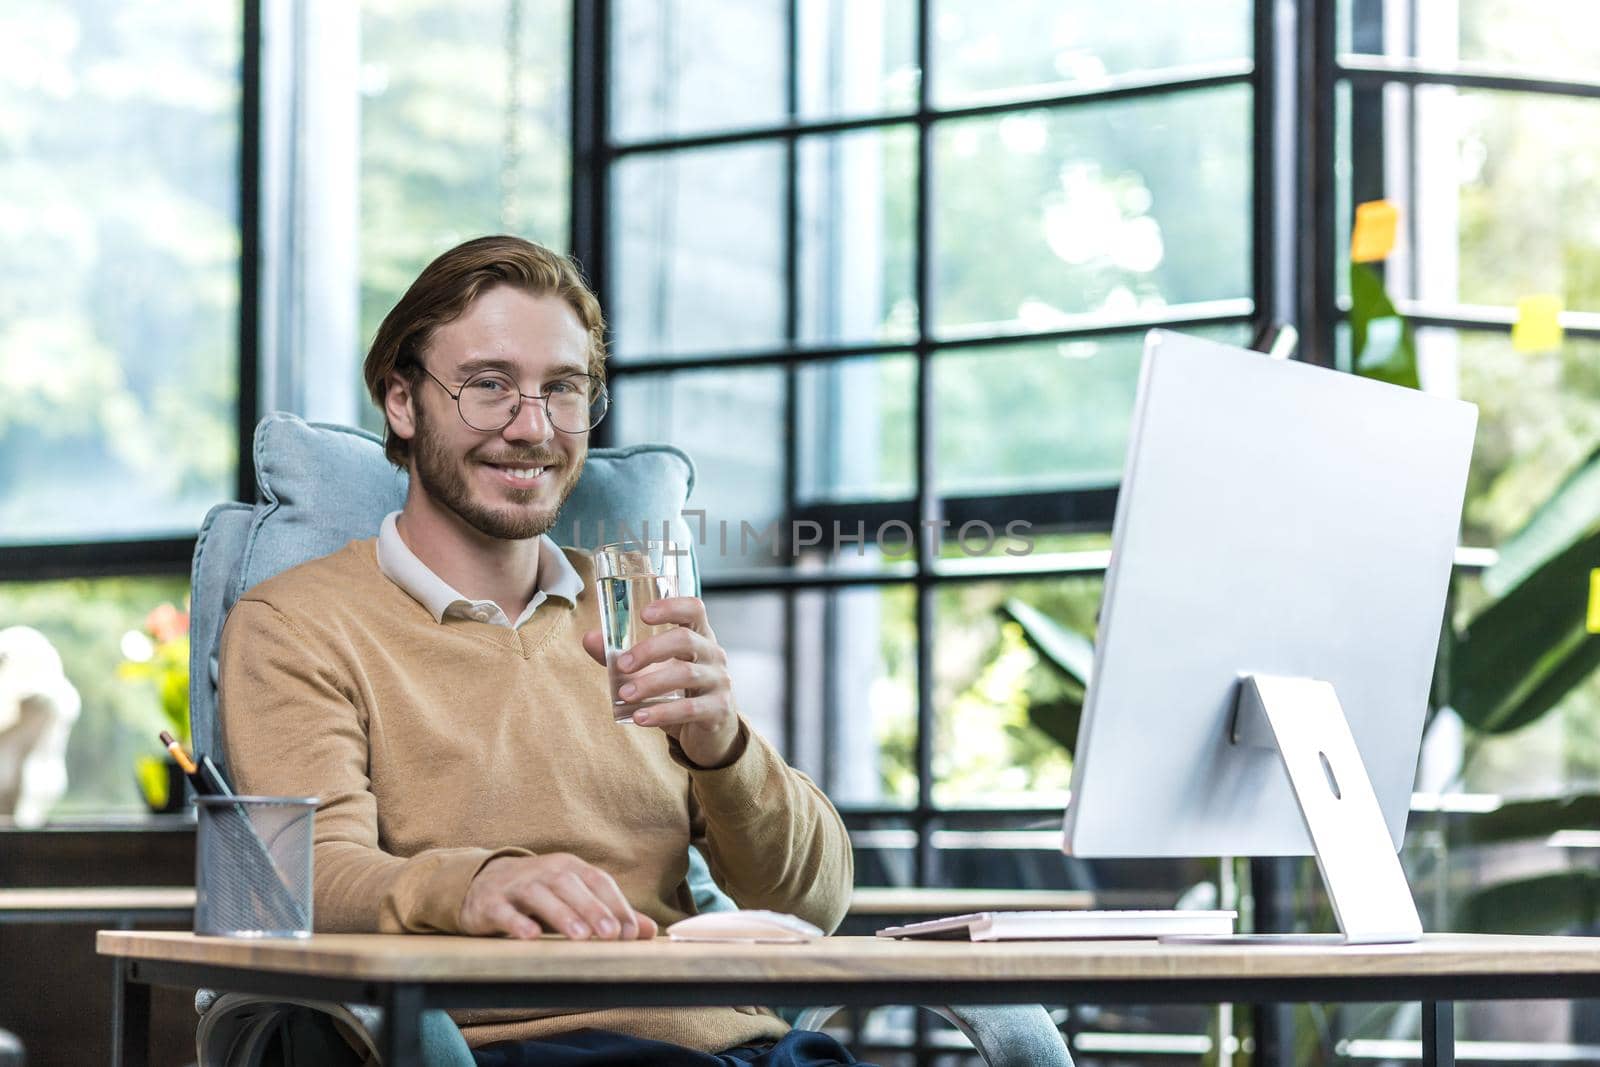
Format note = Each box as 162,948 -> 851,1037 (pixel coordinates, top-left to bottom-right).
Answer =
376,511 -> 584,627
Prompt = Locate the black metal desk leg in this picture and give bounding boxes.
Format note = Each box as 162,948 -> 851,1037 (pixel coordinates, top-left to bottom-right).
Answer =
110,959 -> 150,1067
1422,1001 -> 1455,1067
380,984 -> 426,1067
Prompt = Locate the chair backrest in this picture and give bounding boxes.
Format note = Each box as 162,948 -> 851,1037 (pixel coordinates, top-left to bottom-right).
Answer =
189,412 -> 701,779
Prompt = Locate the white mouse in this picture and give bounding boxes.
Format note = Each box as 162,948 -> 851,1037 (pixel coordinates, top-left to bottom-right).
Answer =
666,909 -> 824,943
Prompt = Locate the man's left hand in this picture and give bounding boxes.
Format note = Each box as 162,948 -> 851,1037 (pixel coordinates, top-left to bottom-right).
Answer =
583,597 -> 742,768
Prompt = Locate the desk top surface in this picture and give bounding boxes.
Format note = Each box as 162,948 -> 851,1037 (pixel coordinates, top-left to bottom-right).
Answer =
97,930 -> 1600,984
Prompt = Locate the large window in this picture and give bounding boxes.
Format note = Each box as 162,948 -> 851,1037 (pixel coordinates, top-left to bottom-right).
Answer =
0,0 -> 573,815
596,0 -> 1259,892
0,1 -> 241,545
0,0 -> 241,814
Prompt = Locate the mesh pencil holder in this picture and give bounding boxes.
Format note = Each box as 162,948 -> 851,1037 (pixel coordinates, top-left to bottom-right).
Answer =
195,795 -> 316,938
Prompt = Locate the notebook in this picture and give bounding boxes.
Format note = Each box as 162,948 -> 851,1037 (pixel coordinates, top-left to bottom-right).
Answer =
875,909 -> 1237,942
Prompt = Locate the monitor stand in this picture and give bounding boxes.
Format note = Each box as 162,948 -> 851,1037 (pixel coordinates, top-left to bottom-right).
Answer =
1222,673 -> 1424,945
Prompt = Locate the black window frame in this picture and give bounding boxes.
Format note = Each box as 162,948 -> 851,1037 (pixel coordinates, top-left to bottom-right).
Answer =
573,0 -> 1284,885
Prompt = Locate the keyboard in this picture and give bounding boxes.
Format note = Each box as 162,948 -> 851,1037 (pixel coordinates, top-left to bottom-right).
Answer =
876,909 -> 1237,941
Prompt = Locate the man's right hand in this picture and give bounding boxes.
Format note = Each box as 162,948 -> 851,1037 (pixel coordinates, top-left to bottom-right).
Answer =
459,854 -> 659,941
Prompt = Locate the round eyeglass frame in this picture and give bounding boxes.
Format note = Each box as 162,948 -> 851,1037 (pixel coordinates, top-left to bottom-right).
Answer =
416,365 -> 609,435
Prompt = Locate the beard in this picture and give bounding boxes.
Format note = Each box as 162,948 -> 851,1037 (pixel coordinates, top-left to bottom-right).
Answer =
411,401 -> 584,541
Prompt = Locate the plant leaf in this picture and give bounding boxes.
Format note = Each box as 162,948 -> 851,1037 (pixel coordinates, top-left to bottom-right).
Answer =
1444,792 -> 1600,848
1451,531 -> 1600,734
1001,598 -> 1095,685
1453,870 -> 1600,934
1349,262 -> 1419,389
1483,444 -> 1600,598
135,754 -> 169,810
1000,599 -> 1094,755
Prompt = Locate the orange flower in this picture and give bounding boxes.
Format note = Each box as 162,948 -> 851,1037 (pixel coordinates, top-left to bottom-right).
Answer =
146,603 -> 189,644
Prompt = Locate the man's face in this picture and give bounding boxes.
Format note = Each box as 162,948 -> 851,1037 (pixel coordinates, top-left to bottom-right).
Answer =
395,287 -> 592,541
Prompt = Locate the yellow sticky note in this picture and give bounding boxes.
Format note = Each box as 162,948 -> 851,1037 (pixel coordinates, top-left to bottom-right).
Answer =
1351,199 -> 1399,263
1512,294 -> 1564,353
1589,569 -> 1600,635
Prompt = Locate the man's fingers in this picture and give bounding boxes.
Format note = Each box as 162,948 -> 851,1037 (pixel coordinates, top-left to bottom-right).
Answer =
638,596 -> 712,634
514,882 -> 601,940
538,869 -> 635,940
619,661 -> 715,704
464,855 -> 656,942
581,629 -> 607,667
630,694 -> 714,728
578,866 -> 646,940
617,626 -> 715,674
490,900 -> 542,940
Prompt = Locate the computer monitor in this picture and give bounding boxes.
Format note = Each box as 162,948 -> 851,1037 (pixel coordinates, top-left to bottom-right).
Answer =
1061,330 -> 1478,944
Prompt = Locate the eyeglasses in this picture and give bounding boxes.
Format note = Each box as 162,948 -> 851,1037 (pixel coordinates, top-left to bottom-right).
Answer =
416,365 -> 609,435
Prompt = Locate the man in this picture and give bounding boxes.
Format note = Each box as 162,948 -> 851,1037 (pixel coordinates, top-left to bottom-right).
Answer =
219,235 -> 863,1066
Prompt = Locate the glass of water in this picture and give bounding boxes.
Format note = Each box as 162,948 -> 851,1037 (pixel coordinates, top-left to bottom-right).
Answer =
595,539 -> 685,723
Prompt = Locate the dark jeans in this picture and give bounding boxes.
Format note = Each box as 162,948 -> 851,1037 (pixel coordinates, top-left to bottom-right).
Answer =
471,1028 -> 877,1066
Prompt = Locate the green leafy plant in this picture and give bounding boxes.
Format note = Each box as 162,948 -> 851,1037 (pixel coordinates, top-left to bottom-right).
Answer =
1350,260 -> 1600,934
999,598 -> 1091,755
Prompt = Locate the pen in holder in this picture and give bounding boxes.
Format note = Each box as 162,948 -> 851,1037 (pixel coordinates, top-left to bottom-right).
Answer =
194,795 -> 315,938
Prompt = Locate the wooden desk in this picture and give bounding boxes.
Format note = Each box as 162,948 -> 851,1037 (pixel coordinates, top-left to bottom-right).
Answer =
100,930 -> 1600,1067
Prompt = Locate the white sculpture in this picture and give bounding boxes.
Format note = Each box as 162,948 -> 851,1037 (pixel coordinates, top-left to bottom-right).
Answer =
0,626 -> 81,827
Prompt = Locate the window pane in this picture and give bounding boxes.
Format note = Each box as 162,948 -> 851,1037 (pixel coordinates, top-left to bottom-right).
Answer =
702,591 -> 787,754
935,336 -> 1136,495
932,87 -> 1252,337
845,815 -> 917,887
797,355 -> 915,504
0,1 -> 239,543
1434,88 -> 1598,311
934,325 -> 1251,496
798,126 -> 918,346
798,0 -> 919,119
611,0 -> 787,142
1421,328 -> 1600,548
360,0 -> 572,363
0,577 -> 191,817
703,586 -> 915,810
803,585 -> 918,808
1345,0 -> 1600,83
1342,84 -> 1600,314
932,576 -> 1098,808
932,0 -> 1252,108
610,368 -> 786,573
611,144 -> 787,358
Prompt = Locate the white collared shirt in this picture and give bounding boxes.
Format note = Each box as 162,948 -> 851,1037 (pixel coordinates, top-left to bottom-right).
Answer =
376,512 -> 584,628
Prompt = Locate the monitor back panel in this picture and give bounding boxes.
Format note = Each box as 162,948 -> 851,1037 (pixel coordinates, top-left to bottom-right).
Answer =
1063,330 -> 1477,858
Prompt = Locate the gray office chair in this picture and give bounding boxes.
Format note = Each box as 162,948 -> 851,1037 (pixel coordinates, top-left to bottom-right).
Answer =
188,412 -> 1071,1067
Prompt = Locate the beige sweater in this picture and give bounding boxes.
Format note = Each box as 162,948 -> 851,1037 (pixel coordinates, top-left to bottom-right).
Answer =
217,539 -> 853,1051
